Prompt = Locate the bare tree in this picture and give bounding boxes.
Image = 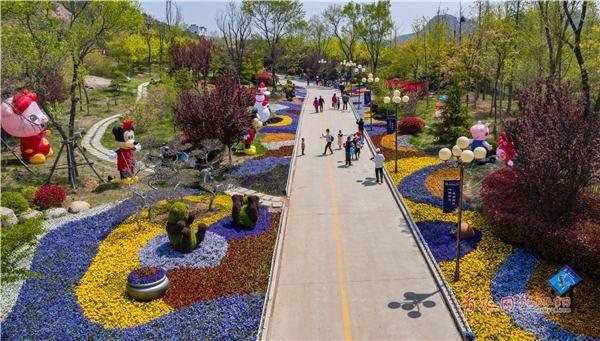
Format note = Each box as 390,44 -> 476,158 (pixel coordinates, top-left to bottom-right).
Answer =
217,2 -> 252,81
308,15 -> 331,59
324,3 -> 360,62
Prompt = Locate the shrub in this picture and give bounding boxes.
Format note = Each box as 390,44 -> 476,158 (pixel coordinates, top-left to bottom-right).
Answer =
256,71 -> 277,86
506,78 -> 600,220
398,117 -> 424,135
1,218 -> 44,282
167,202 -> 189,224
22,186 -> 39,202
1,192 -> 30,214
32,185 -> 67,209
431,82 -> 471,145
83,52 -> 118,78
287,67 -> 297,75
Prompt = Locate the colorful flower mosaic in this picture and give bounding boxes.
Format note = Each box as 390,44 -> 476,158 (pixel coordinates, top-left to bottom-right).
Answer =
417,220 -> 482,262
0,193 -> 281,339
139,231 -> 228,271
228,157 -> 290,178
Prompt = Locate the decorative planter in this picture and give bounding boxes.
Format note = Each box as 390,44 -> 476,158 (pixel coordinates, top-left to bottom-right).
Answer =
126,267 -> 169,301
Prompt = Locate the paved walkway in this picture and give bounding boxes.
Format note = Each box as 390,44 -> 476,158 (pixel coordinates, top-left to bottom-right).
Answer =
265,84 -> 461,340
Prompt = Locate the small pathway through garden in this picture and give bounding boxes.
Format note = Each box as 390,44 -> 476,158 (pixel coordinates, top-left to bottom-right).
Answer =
265,83 -> 461,340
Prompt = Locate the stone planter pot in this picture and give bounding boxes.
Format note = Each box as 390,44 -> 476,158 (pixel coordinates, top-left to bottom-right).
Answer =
126,275 -> 169,301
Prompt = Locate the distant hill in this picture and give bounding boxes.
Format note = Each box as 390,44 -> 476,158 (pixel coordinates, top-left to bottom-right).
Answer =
395,14 -> 472,44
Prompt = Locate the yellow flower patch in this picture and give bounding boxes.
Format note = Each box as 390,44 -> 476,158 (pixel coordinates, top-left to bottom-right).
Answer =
404,198 -> 535,340
75,195 -> 231,329
268,115 -> 293,127
385,156 -> 441,185
363,111 -> 386,122
424,167 -> 460,197
261,133 -> 296,142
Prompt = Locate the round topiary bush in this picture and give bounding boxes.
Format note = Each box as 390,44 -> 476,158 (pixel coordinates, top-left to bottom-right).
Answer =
32,185 -> 67,209
167,202 -> 188,224
398,117 -> 425,135
1,191 -> 30,214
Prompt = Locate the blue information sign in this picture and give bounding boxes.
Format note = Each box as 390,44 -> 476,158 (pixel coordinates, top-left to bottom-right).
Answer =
386,115 -> 396,135
548,266 -> 582,295
364,90 -> 371,104
443,180 -> 461,213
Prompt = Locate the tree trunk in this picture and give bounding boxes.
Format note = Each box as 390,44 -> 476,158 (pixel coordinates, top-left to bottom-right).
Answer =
473,79 -> 479,109
506,82 -> 513,116
228,145 -> 233,164
83,84 -> 90,115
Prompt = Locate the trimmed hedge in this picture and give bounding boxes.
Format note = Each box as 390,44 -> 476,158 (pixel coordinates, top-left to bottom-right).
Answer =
398,117 -> 424,135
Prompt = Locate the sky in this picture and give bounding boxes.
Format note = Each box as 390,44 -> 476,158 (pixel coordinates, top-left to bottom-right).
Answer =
140,1 -> 477,36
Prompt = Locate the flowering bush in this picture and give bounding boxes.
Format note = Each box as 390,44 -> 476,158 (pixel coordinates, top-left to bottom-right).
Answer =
32,185 -> 67,209
127,267 -> 166,285
256,71 -> 277,86
398,117 -> 424,134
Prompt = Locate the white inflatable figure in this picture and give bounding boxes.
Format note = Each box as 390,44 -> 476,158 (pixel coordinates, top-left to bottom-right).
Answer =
253,82 -> 271,121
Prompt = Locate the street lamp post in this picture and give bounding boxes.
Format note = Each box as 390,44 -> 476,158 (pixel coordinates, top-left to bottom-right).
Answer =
318,59 -> 327,86
365,74 -> 379,130
438,139 -> 486,282
384,91 -> 410,173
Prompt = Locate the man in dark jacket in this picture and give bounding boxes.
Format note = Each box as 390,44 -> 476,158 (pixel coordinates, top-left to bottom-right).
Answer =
318,96 -> 325,112
356,118 -> 365,133
342,92 -> 349,110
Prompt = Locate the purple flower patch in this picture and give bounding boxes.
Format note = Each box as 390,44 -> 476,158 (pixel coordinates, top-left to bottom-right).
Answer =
228,157 -> 290,178
260,113 -> 298,134
491,250 -> 591,340
127,267 -> 166,285
398,163 -> 473,210
365,125 -> 388,136
209,207 -> 272,240
416,221 -> 481,262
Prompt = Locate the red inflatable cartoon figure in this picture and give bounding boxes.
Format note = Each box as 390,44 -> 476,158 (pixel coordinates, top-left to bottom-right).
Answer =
1,90 -> 53,164
109,119 -> 140,184
496,131 -> 515,167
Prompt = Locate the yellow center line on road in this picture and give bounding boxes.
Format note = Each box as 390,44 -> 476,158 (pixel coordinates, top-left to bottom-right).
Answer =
321,104 -> 353,340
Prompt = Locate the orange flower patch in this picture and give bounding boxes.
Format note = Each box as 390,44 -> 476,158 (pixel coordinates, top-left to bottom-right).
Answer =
424,167 -> 460,197
261,133 -> 296,142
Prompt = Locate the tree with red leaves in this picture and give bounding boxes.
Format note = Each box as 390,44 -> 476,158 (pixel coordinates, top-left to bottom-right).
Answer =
169,37 -> 213,86
174,72 -> 253,163
506,77 -> 599,221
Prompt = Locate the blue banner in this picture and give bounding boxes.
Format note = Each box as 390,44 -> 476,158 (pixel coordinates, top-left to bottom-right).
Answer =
548,266 -> 581,295
443,180 -> 460,213
386,115 -> 396,135
364,90 -> 371,104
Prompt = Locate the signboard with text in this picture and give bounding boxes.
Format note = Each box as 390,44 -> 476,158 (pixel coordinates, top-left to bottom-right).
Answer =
443,180 -> 460,213
386,115 -> 396,135
364,90 -> 371,104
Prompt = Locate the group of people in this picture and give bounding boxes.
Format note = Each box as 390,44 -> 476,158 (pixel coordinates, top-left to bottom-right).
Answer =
313,92 -> 350,113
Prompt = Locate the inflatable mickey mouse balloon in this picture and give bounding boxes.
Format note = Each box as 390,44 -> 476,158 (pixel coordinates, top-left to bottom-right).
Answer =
1,90 -> 53,164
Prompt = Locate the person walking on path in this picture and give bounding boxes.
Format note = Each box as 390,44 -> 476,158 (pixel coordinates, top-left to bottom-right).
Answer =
315,75 -> 320,86
339,82 -> 346,94
337,130 -> 344,149
342,92 -> 349,110
356,117 -> 365,133
371,148 -> 386,184
319,96 -> 325,112
355,133 -> 364,160
344,136 -> 354,166
313,97 -> 320,113
301,137 -> 305,155
332,93 -> 338,109
321,129 -> 334,155
306,75 -> 310,87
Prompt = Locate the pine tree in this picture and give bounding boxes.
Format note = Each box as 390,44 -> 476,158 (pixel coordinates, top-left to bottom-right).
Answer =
432,82 -> 471,145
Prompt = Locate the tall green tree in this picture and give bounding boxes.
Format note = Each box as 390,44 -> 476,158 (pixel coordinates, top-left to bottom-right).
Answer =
324,3 -> 360,62
357,0 -> 393,74
243,0 -> 304,88
217,2 -> 253,81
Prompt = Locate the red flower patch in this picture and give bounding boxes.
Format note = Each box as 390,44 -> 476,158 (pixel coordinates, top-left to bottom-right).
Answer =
163,213 -> 281,308
256,146 -> 293,159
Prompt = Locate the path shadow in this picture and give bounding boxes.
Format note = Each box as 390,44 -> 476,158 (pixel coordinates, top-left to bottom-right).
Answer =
388,291 -> 438,319
357,177 -> 378,186
338,165 -> 350,168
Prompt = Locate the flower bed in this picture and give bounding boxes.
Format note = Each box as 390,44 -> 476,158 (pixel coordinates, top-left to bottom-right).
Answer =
260,133 -> 296,143
1,194 -> 281,339
237,164 -> 289,196
228,157 -> 290,178
417,221 -> 481,262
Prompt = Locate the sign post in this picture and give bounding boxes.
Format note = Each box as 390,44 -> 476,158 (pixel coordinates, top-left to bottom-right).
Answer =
443,180 -> 461,213
386,115 -> 396,135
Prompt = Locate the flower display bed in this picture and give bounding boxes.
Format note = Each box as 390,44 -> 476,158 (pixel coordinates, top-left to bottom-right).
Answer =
367,130 -> 596,339
1,194 -> 281,339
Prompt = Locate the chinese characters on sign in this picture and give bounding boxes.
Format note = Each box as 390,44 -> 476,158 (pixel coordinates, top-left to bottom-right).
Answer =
462,291 -> 572,314
548,266 -> 582,296
386,115 -> 396,135
443,180 -> 461,213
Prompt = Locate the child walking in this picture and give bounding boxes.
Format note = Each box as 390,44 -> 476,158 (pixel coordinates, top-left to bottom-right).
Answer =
337,130 -> 344,149
301,137 -> 305,155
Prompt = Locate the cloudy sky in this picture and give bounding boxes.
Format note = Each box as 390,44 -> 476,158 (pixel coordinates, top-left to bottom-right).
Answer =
140,1 -> 476,36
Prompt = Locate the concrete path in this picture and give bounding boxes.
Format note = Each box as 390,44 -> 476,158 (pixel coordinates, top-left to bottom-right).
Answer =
265,84 -> 462,340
